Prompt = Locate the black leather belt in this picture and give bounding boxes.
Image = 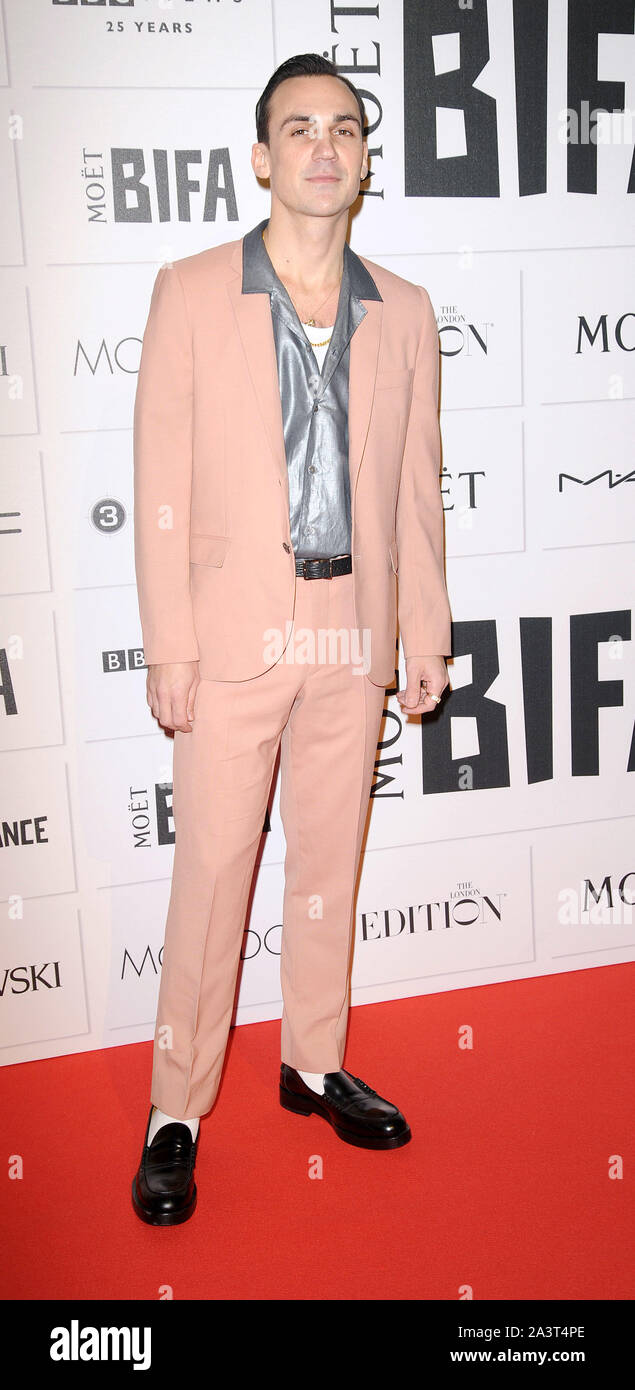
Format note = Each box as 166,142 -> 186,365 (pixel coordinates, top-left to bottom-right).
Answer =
295,554 -> 352,579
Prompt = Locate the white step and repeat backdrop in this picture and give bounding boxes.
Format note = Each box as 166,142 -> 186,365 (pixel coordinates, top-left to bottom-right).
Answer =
1,0 -> 634,1067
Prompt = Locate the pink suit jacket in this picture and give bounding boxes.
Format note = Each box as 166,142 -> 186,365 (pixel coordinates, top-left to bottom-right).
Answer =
133,229 -> 453,686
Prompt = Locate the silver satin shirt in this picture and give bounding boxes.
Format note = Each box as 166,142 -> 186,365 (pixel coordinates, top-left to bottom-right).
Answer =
242,218 -> 382,559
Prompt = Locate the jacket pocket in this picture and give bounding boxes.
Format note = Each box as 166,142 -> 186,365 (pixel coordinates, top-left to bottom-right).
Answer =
189,533 -> 229,567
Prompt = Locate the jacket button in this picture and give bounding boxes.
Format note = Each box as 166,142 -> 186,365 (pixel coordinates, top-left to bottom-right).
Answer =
283,542 -> 291,553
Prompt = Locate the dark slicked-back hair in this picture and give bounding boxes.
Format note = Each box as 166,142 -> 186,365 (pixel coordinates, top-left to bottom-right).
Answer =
255,53 -> 366,146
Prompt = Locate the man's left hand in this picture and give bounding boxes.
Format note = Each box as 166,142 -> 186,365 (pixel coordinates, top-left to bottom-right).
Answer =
396,655 -> 449,715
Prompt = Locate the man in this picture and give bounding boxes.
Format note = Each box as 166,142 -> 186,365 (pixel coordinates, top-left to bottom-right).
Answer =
131,53 -> 452,1225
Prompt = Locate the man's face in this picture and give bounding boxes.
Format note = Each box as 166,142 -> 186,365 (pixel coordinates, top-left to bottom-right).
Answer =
252,74 -> 368,219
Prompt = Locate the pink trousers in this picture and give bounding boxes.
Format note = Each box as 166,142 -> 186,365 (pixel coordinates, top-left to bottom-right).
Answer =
150,571 -> 387,1119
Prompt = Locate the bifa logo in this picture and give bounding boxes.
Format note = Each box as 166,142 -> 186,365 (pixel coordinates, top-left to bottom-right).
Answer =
50,1321 -> 151,1371
403,0 -> 635,197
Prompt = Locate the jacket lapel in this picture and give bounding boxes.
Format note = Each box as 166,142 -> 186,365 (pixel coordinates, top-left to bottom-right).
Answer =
348,295 -> 383,500
227,240 -> 288,495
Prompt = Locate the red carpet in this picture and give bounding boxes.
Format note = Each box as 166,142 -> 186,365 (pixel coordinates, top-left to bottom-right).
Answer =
2,963 -> 632,1301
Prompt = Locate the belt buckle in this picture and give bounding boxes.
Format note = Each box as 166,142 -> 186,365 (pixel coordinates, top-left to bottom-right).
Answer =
298,556 -> 340,578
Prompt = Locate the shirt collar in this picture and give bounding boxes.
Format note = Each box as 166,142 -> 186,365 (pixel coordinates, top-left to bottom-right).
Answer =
241,217 -> 382,302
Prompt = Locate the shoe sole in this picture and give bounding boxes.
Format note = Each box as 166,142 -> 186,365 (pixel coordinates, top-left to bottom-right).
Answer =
279,1085 -> 412,1150
131,1176 -> 197,1226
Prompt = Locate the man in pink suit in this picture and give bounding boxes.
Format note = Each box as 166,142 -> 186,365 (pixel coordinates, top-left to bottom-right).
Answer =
131,53 -> 452,1225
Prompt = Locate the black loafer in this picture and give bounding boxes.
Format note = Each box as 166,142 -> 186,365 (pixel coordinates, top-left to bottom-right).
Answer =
131,1106 -> 199,1225
279,1064 -> 412,1149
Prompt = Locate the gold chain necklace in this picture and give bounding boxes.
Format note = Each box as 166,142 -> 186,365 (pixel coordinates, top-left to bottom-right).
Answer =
303,327 -> 334,347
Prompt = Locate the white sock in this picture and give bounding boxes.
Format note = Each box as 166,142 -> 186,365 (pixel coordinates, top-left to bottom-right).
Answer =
148,1105 -> 199,1145
297,1070 -> 326,1095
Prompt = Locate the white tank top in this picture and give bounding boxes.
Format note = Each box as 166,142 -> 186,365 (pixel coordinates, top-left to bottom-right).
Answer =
301,321 -> 335,372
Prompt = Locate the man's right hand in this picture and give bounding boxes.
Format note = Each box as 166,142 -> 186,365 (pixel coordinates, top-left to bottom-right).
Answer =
146,661 -> 200,733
